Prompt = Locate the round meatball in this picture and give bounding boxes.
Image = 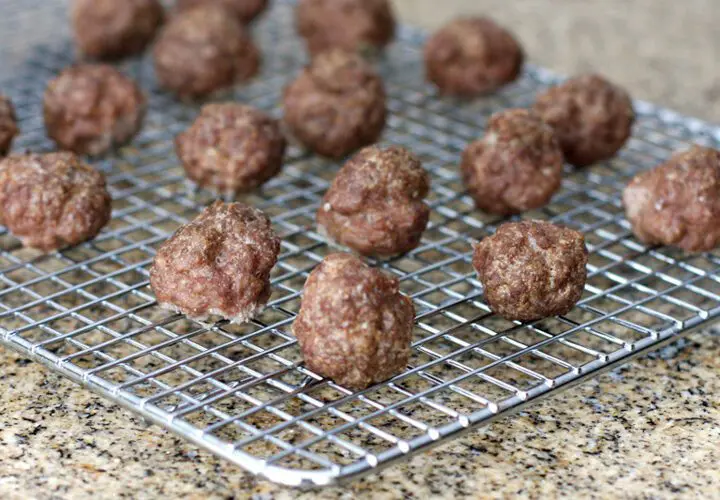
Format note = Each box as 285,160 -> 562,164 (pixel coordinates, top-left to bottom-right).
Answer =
43,64 -> 146,156
150,201 -> 280,323
283,49 -> 386,158
0,95 -> 18,157
533,74 -> 635,167
71,0 -> 165,60
623,146 -> 720,252
153,5 -> 260,99
175,103 -> 286,195
177,0 -> 268,25
462,109 -> 563,215
294,253 -> 414,390
0,152 -> 112,252
296,0 -> 396,57
318,145 -> 430,258
424,17 -> 524,97
473,221 -> 588,321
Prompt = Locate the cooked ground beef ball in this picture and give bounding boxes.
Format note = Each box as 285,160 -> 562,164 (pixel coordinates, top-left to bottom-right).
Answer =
152,5 -> 260,99
71,0 -> 164,60
43,64 -> 146,156
283,49 -> 386,158
424,17 -> 524,97
294,253 -> 414,390
177,0 -> 268,24
318,145 -> 430,258
473,220 -> 588,321
296,0 -> 395,57
150,201 -> 280,323
175,103 -> 286,195
0,152 -> 112,252
623,146 -> 720,252
533,74 -> 635,167
0,95 -> 18,157
461,109 -> 564,215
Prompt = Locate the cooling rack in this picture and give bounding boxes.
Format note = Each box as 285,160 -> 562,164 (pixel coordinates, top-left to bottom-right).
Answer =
1,0 -> 720,488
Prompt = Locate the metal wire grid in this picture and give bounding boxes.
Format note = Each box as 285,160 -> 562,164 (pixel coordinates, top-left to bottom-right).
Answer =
1,0 -> 720,488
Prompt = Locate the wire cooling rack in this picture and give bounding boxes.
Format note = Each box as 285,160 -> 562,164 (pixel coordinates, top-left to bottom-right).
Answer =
2,0 -> 720,488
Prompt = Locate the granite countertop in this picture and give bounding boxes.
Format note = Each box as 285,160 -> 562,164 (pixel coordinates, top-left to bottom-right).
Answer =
2,1 -> 720,499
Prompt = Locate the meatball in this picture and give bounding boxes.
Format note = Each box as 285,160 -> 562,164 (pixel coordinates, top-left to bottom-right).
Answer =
177,0 -> 268,25
296,0 -> 395,57
150,201 -> 280,323
175,103 -> 286,195
318,145 -> 430,258
294,253 -> 414,390
0,95 -> 18,157
283,49 -> 386,159
424,17 -> 524,97
152,5 -> 260,99
71,0 -> 165,60
623,146 -> 720,252
43,64 -> 146,156
461,109 -> 564,215
0,152 -> 112,252
533,74 -> 635,167
473,221 -> 588,321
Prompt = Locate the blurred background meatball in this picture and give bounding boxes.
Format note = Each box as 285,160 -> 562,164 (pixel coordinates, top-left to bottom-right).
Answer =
177,0 -> 268,25
0,95 -> 18,157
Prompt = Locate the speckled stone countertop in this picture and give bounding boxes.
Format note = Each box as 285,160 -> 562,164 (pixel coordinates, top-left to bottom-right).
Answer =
2,1 -> 720,499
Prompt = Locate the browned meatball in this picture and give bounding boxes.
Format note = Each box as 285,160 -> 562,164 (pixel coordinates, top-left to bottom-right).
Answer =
43,64 -> 146,156
533,74 -> 635,167
473,221 -> 588,321
152,5 -> 260,99
283,49 -> 386,158
0,152 -> 112,252
623,146 -> 720,252
294,253 -> 414,390
177,0 -> 268,24
318,145 -> 430,258
424,17 -> 524,97
0,95 -> 18,157
461,109 -> 564,215
175,103 -> 286,195
150,201 -> 280,323
71,0 -> 165,60
296,0 -> 395,57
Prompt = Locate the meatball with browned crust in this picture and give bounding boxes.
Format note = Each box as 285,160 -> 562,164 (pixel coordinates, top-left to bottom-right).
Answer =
153,5 -> 260,99
150,201 -> 280,323
43,64 -> 146,156
283,49 -> 386,159
296,0 -> 395,57
473,221 -> 588,321
0,152 -> 112,252
462,109 -> 564,215
424,17 -> 524,97
318,145 -> 430,258
533,74 -> 635,167
177,0 -> 268,25
0,95 -> 18,157
72,0 -> 165,60
294,253 -> 414,390
623,146 -> 720,252
176,103 -> 286,195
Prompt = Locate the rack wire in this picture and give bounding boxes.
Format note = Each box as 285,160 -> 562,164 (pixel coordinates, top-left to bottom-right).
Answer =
1,0 -> 720,488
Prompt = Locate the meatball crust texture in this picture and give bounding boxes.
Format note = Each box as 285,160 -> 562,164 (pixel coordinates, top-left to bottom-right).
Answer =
296,0 -> 396,56
533,74 -> 635,167
175,103 -> 286,194
72,0 -> 165,60
0,95 -> 18,157
177,0 -> 268,24
318,145 -> 430,258
283,49 -> 386,158
294,253 -> 414,390
0,152 -> 112,252
424,17 -> 524,96
43,64 -> 146,156
462,109 -> 564,215
473,221 -> 588,321
623,146 -> 720,252
150,201 -> 280,323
